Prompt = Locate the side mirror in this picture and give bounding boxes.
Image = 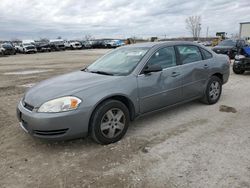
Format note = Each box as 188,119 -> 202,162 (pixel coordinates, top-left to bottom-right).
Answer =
143,64 -> 162,74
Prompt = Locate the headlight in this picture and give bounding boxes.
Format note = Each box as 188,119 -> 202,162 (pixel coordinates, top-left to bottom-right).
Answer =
235,55 -> 245,60
38,96 -> 81,113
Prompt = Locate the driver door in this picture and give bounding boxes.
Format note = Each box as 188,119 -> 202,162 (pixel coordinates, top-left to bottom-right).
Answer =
137,46 -> 182,113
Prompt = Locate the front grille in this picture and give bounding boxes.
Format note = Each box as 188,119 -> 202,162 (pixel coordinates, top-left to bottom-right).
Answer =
33,129 -> 68,136
26,46 -> 35,50
24,102 -> 34,111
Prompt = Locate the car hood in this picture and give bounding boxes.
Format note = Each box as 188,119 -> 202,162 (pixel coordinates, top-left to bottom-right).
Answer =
24,45 -> 35,48
212,46 -> 234,50
2,46 -> 14,50
24,71 -> 117,107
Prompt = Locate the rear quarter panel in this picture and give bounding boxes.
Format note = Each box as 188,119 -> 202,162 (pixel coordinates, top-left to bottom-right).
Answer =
209,53 -> 230,84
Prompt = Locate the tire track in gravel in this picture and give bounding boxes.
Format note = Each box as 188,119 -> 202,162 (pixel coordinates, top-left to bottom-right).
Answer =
57,119 -> 208,187
0,86 -> 25,97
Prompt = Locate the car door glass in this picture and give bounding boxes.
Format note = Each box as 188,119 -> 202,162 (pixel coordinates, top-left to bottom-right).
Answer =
177,45 -> 202,64
201,48 -> 213,59
147,47 -> 176,69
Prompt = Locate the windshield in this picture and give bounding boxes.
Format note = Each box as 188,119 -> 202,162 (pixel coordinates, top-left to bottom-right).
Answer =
86,47 -> 149,76
218,40 -> 236,47
2,44 -> 12,48
23,43 -> 32,46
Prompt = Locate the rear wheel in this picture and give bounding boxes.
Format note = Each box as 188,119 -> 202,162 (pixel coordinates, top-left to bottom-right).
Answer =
90,100 -> 130,144
233,63 -> 245,74
201,76 -> 222,105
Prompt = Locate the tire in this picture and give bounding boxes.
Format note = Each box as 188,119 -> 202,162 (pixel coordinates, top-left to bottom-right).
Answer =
233,64 -> 245,74
90,100 -> 130,144
201,76 -> 222,105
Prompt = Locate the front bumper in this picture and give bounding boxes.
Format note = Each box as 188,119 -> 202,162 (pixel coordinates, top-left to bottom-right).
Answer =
234,58 -> 250,70
24,49 -> 37,53
16,101 -> 90,140
73,46 -> 82,49
40,47 -> 51,51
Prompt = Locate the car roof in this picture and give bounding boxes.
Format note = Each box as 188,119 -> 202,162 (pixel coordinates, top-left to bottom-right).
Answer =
125,41 -> 199,48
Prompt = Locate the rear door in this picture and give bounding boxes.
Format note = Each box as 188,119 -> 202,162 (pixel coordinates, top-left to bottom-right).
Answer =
176,45 -> 210,100
137,46 -> 182,113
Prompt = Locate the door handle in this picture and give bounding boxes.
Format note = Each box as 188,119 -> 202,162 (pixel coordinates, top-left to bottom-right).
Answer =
171,72 -> 180,77
204,64 -> 209,69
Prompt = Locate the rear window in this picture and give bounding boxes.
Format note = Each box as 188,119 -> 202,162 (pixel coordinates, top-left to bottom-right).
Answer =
176,45 -> 202,64
201,48 -> 213,59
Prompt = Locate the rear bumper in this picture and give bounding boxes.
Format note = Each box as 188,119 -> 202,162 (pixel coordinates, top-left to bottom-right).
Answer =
16,101 -> 90,140
222,63 -> 230,84
223,71 -> 230,84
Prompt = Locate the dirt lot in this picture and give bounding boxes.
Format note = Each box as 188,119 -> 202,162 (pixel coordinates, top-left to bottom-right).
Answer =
0,50 -> 250,188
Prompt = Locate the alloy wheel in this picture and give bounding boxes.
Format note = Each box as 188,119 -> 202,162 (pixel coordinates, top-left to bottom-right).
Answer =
209,81 -> 220,101
100,108 -> 126,138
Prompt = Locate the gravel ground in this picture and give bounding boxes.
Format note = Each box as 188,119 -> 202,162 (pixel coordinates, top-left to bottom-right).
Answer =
0,50 -> 250,188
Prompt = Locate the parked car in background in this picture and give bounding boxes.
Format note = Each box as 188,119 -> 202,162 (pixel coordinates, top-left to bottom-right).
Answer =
212,39 -> 247,59
17,41 -> 230,144
201,41 -> 212,46
49,40 -> 66,51
0,43 -> 16,55
233,44 -> 250,74
90,40 -> 106,48
194,41 -> 202,44
0,46 -> 5,56
104,40 -> 125,48
34,42 -> 51,52
16,43 -> 37,54
64,41 -> 82,50
80,41 -> 92,49
64,41 -> 71,49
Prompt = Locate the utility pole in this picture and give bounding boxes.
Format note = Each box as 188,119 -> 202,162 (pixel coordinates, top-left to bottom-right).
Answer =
206,26 -> 209,40
198,23 -> 201,41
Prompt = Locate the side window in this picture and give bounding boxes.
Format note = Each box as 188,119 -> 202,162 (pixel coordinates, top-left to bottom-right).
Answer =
201,48 -> 213,59
177,45 -> 202,64
147,47 -> 176,69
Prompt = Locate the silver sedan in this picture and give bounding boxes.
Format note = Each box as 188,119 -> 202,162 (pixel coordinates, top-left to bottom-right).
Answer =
17,41 -> 230,144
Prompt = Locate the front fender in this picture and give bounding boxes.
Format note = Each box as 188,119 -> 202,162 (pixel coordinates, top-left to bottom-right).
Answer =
74,75 -> 139,122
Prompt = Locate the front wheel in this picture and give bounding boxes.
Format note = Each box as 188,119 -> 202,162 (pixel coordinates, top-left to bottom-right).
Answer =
201,76 -> 222,105
233,63 -> 245,74
90,100 -> 130,144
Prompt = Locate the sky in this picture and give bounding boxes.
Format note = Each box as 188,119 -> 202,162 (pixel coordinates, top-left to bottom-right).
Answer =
0,0 -> 250,40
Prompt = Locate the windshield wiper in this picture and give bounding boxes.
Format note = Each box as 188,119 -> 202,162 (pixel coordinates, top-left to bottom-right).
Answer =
81,68 -> 114,75
89,70 -> 114,76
